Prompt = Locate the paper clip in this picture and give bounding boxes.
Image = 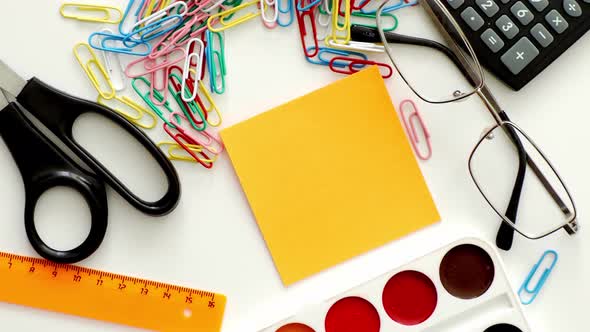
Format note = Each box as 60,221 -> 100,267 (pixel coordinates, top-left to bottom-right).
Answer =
182,39 -> 205,102
131,77 -> 179,128
119,0 -> 146,35
305,47 -> 366,67
399,99 -> 432,160
89,31 -> 152,56
127,14 -> 184,43
261,0 -> 279,28
60,3 -> 123,24
158,141 -> 219,166
207,0 -> 263,32
98,29 -> 127,91
125,47 -> 185,78
518,250 -> 558,305
150,15 -> 207,58
330,0 -> 351,44
329,57 -> 392,78
277,0 -> 294,27
351,12 -> 398,31
97,94 -> 158,129
73,43 -> 115,100
196,80 -> 223,127
167,111 -> 224,153
351,0 -> 370,10
361,0 -> 417,14
296,5 -> 319,58
162,124 -> 216,168
206,30 -> 227,94
134,1 -> 188,26
202,0 -> 227,13
325,38 -> 384,52
297,0 -> 322,11
169,72 -> 208,131
170,65 -> 203,105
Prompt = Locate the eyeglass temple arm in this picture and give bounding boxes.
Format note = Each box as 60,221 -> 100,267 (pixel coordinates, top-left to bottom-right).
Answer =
496,112 -> 573,249
496,112 -> 527,250
500,112 -> 573,217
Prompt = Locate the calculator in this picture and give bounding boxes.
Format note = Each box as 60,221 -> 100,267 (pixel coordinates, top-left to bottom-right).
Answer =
423,0 -> 590,90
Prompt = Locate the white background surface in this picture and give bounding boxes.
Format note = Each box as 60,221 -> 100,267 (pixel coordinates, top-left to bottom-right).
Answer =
0,1 -> 588,331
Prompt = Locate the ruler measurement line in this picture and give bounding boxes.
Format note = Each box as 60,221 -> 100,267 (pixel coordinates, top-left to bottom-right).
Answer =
0,251 -> 226,332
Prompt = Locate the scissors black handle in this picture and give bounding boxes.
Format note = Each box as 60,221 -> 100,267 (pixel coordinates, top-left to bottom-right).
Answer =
0,103 -> 108,263
16,78 -> 181,216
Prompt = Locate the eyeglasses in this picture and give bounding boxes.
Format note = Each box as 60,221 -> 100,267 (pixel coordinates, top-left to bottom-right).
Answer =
371,0 -> 579,249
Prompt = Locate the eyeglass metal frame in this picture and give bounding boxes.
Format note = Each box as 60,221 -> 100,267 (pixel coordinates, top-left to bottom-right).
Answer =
374,0 -> 579,245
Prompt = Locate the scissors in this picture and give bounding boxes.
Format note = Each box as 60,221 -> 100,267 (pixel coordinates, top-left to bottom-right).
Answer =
0,60 -> 181,263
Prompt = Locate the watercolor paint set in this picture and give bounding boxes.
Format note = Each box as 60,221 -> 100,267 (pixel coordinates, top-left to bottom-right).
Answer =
261,238 -> 530,332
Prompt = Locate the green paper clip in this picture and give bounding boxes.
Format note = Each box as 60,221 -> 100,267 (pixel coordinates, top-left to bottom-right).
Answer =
131,77 -> 180,128
351,12 -> 398,32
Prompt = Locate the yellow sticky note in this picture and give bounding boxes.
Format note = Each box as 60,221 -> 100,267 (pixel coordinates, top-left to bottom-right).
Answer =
221,67 -> 440,285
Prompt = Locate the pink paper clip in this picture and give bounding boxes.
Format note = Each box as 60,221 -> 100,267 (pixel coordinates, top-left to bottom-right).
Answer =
169,112 -> 225,155
125,47 -> 185,78
399,99 -> 432,161
150,67 -> 170,106
163,123 -> 215,169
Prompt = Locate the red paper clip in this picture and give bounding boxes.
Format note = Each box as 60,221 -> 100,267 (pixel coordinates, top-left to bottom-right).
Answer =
328,57 -> 393,78
295,1 -> 319,58
168,69 -> 208,127
351,0 -> 370,10
399,99 -> 432,161
163,123 -> 215,169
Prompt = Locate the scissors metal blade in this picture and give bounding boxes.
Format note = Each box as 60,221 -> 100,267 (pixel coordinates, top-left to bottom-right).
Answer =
0,60 -> 27,100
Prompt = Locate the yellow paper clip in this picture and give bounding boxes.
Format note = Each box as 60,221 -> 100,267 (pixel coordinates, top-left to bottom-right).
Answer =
74,43 -> 116,100
189,68 -> 223,127
97,95 -> 158,129
198,81 -> 223,127
207,0 -> 265,32
157,141 -> 219,164
60,3 -> 123,24
143,0 -> 173,19
329,0 -> 351,44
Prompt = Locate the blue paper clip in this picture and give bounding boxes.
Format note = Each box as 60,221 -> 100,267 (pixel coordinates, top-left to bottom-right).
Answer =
305,47 -> 368,68
518,250 -> 558,305
89,31 -> 152,56
361,0 -> 417,14
278,0 -> 295,27
125,15 -> 184,43
119,0 -> 146,35
297,0 -> 322,11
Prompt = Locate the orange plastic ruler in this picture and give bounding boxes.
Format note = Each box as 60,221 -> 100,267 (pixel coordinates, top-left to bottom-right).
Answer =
0,251 -> 226,331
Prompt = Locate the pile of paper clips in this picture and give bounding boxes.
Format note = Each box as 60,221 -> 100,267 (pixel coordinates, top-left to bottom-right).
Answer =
60,0 -> 413,168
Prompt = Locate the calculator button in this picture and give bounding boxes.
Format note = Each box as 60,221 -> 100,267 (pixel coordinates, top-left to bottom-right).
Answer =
496,15 -> 520,39
500,37 -> 539,74
447,0 -> 465,9
531,23 -> 554,47
500,0 -> 511,3
545,10 -> 569,33
527,0 -> 549,11
563,0 -> 582,17
461,7 -> 485,31
511,2 -> 534,25
481,29 -> 505,53
476,0 -> 500,17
